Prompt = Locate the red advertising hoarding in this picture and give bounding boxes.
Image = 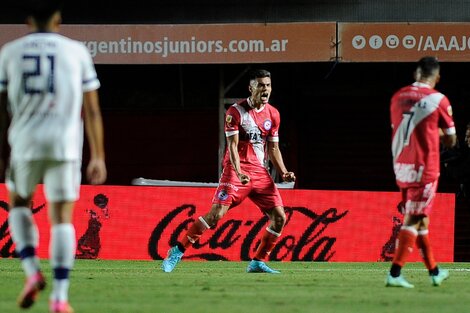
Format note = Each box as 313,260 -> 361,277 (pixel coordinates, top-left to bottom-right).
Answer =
0,184 -> 454,262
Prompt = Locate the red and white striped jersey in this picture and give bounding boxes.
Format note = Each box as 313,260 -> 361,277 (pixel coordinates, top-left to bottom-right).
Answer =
391,82 -> 456,188
224,98 -> 280,172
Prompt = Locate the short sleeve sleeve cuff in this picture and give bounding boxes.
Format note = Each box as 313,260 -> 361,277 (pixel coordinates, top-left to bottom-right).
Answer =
225,130 -> 239,137
267,136 -> 279,142
82,77 -> 100,92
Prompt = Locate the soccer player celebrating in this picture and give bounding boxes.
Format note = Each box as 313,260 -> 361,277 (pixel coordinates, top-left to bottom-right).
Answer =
0,0 -> 107,311
162,69 -> 295,273
386,56 -> 456,288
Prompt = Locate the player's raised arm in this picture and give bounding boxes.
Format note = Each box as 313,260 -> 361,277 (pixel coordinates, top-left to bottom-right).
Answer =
83,90 -> 107,185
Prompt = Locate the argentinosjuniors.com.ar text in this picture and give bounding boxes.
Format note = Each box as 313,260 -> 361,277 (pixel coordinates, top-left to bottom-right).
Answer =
83,37 -> 289,58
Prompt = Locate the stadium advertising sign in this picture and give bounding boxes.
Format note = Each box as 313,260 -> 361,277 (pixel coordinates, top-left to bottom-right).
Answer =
339,23 -> 470,62
0,23 -> 336,64
0,185 -> 455,262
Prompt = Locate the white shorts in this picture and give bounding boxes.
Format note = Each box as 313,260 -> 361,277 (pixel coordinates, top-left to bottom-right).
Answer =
6,160 -> 81,202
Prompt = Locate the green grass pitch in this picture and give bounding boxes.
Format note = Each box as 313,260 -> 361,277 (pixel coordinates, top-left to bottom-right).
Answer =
1,259 -> 469,313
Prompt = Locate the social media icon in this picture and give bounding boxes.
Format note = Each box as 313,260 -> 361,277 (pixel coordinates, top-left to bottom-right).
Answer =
386,35 -> 399,48
369,35 -> 383,49
352,35 -> 366,49
402,35 -> 416,49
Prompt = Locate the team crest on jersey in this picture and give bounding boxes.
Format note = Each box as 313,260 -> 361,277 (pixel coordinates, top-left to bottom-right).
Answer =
217,189 -> 229,201
263,119 -> 272,130
226,115 -> 233,126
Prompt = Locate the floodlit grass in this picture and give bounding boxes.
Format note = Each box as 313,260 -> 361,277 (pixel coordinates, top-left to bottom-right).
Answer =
1,259 -> 469,313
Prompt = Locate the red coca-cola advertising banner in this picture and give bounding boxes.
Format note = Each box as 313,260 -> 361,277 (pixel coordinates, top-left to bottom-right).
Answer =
0,184 -> 455,262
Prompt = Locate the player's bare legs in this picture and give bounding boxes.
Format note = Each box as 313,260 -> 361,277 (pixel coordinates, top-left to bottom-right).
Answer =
48,201 -> 76,313
246,206 -> 286,274
161,203 -> 229,273
202,203 -> 231,227
265,205 -> 287,234
179,203 -> 230,249
8,191 -> 45,308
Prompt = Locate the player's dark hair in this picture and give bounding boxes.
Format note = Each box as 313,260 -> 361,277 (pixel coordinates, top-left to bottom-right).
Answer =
417,56 -> 440,79
26,0 -> 63,25
249,69 -> 271,81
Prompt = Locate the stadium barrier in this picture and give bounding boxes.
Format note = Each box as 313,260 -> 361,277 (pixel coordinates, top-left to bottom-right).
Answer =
0,184 -> 454,262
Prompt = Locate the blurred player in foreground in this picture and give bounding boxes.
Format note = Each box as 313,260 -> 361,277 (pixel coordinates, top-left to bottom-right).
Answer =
0,0 -> 106,311
387,56 -> 456,288
162,69 -> 295,273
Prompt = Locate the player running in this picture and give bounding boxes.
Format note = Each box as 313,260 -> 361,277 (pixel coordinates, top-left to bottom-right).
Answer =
162,69 -> 295,273
386,56 -> 456,288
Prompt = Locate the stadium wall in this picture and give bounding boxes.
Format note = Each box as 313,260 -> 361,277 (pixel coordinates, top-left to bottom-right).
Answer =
3,1 -> 470,24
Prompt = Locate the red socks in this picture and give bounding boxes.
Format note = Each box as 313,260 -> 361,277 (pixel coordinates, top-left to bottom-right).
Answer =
416,230 -> 437,270
392,227 -> 418,267
180,217 -> 210,249
254,228 -> 280,260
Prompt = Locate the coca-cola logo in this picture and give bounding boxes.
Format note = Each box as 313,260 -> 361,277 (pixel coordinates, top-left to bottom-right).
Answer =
148,204 -> 348,261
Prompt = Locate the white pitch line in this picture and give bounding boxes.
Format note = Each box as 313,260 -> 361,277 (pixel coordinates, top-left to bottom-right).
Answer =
287,268 -> 470,272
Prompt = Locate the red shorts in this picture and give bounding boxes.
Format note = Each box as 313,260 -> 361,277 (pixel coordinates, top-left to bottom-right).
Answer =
400,180 -> 438,216
212,166 -> 283,211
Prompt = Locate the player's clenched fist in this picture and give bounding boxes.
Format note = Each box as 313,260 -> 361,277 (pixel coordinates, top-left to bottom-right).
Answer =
237,173 -> 251,185
282,172 -> 296,182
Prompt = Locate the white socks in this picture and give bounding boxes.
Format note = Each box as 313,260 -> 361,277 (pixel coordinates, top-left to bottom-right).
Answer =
50,223 -> 76,302
9,208 -> 77,302
50,223 -> 76,269
51,278 -> 71,302
8,207 -> 40,277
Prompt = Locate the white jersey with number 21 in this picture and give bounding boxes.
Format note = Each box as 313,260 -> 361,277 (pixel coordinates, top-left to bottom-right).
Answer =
0,32 -> 100,161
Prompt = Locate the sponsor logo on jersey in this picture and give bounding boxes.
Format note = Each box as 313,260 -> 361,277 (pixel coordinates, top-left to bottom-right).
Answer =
220,182 -> 239,191
447,106 -> 453,116
217,189 -> 229,201
394,163 -> 424,183
263,119 -> 272,130
247,128 -> 262,143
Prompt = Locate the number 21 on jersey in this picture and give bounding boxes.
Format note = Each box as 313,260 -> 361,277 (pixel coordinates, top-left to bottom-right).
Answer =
22,54 -> 55,94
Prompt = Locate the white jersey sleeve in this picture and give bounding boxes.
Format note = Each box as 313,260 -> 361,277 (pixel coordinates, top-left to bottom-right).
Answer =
80,43 -> 100,92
